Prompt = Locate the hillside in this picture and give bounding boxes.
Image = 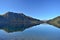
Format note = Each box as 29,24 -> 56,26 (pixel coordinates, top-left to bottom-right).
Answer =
0,12 -> 44,32
47,16 -> 60,28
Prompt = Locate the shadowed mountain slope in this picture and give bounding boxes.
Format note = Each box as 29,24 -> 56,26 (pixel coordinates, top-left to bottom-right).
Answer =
0,12 -> 44,32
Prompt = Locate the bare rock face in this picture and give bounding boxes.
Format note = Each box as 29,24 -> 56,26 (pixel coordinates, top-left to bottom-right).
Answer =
47,16 -> 60,28
0,12 -> 44,32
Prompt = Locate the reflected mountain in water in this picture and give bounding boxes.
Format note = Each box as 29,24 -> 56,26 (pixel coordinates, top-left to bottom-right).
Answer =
0,12 -> 44,32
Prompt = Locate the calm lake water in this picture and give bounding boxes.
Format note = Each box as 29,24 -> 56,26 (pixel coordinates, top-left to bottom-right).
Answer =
0,24 -> 60,40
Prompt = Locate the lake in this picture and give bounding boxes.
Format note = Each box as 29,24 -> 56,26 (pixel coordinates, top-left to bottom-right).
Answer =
0,24 -> 60,40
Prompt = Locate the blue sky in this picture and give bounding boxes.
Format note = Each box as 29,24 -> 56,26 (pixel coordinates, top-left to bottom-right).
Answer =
0,0 -> 60,20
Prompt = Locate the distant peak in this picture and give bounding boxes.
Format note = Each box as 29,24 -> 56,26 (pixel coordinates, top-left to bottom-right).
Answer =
4,12 -> 23,15
56,16 -> 60,18
5,12 -> 16,14
3,12 -> 25,17
6,12 -> 14,13
5,12 -> 24,15
53,16 -> 60,19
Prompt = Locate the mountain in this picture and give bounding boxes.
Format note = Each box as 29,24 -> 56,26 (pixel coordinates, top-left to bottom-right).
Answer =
0,12 -> 44,32
47,16 -> 60,28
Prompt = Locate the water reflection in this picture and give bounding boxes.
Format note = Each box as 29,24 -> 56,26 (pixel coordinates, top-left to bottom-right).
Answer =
0,24 -> 60,40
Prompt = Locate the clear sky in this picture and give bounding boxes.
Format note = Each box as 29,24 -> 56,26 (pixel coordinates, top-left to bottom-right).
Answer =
0,0 -> 60,20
